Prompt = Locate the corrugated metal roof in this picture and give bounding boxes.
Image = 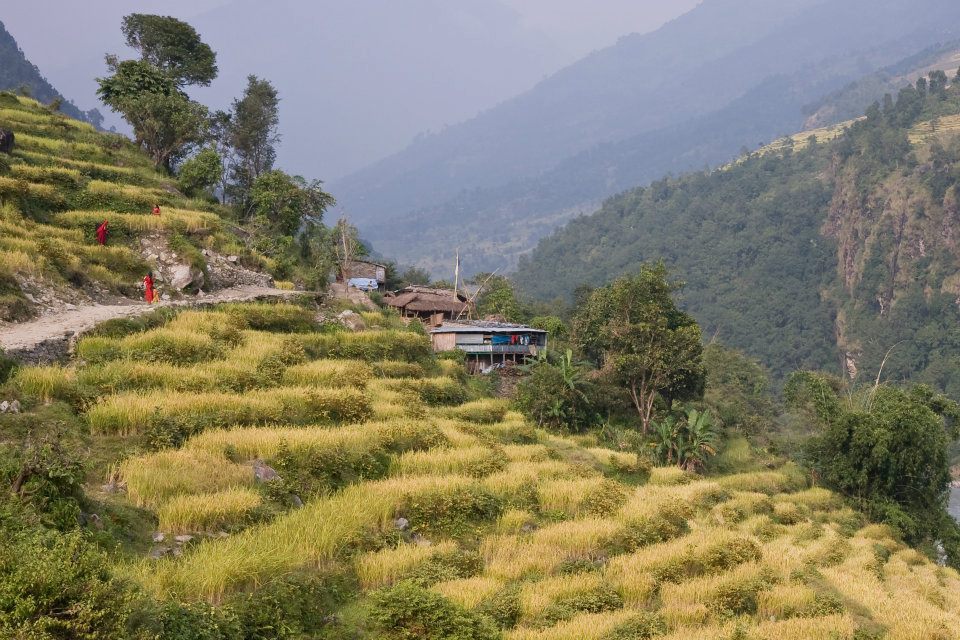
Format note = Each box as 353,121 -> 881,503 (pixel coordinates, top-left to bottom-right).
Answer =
430,321 -> 547,334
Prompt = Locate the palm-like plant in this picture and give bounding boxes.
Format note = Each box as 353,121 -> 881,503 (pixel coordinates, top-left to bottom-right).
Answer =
651,414 -> 680,466
677,407 -> 718,472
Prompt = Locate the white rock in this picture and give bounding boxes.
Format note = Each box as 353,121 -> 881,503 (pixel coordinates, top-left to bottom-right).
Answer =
227,255 -> 239,263
160,293 -> 172,301
0,401 -> 8,413
167,264 -> 195,290
64,303 -> 77,310
174,534 -> 193,544
152,532 -> 165,543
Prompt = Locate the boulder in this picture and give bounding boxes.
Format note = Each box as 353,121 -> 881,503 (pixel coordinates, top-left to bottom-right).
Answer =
291,494 -> 304,508
394,517 -> 410,531
152,532 -> 165,543
174,534 -> 194,544
0,129 -> 14,154
9,400 -> 18,414
253,460 -> 280,482
337,310 -> 366,332
167,263 -> 202,291
0,401 -> 8,413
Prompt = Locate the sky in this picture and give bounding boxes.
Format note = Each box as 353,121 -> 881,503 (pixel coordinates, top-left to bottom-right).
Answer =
1,0 -> 699,180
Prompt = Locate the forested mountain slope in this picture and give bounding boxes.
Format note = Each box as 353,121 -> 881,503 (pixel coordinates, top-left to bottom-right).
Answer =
517,75 -> 960,394
333,0 -> 960,274
0,21 -> 95,125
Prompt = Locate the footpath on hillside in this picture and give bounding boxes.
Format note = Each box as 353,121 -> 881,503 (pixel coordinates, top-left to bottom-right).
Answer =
0,286 -> 302,361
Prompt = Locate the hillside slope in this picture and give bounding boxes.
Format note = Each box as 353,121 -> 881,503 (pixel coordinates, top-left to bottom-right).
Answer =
0,93 -> 273,323
333,0 -> 960,274
0,20 -> 95,125
3,304 -> 960,638
517,73 -> 960,394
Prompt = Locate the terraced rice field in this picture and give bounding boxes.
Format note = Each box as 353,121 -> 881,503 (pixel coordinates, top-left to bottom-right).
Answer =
0,93 -> 243,318
12,302 -> 960,639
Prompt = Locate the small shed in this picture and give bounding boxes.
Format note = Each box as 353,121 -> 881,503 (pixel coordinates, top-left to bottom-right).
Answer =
340,260 -> 387,291
384,286 -> 473,323
429,321 -> 547,372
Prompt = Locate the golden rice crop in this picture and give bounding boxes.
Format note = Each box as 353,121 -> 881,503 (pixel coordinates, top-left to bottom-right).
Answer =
86,386 -> 371,435
356,541 -> 457,589
13,364 -> 76,402
119,449 -> 253,508
530,517 -> 623,556
605,528 -> 760,605
390,446 -> 504,478
482,460 -> 583,506
518,572 -> 607,621
502,444 -> 550,462
481,534 -> 569,580
618,480 -> 728,521
442,398 -> 510,423
432,576 -> 503,609
281,359 -> 373,388
0,247 -> 44,277
584,447 -> 638,470
658,562 -> 772,626
648,466 -> 692,486
55,208 -> 223,234
756,582 -> 821,620
158,487 -> 262,533
496,509 -> 536,534
538,477 -> 627,518
505,610 -> 637,640
371,360 -> 425,378
186,424 -> 375,460
716,464 -> 807,495
745,614 -> 856,640
134,475 -> 473,600
295,330 -> 432,362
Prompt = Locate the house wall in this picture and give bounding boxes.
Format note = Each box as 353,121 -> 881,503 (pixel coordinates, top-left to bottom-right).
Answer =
431,333 -> 458,351
455,333 -> 486,345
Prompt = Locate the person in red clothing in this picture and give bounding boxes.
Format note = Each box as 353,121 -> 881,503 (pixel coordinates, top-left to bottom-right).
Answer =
95,219 -> 108,245
143,272 -> 155,303
152,204 -> 161,216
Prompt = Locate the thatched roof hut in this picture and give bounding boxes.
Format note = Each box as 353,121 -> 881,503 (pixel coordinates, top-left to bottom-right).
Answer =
383,286 -> 473,322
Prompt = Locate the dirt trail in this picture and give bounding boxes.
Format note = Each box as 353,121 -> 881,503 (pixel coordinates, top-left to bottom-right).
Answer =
0,286 -> 302,355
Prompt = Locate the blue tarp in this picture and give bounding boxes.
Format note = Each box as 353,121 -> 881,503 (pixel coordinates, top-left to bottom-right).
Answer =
348,278 -> 379,291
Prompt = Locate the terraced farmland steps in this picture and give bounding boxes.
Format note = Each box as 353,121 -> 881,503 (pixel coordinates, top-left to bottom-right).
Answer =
0,285 -> 302,363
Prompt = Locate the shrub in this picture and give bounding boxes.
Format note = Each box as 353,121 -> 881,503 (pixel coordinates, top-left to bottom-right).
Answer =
223,302 -> 317,333
444,399 -> 510,424
297,330 -> 432,362
403,483 -> 502,538
0,529 -> 137,638
601,612 -> 667,640
515,351 -> 599,433
370,581 -> 500,640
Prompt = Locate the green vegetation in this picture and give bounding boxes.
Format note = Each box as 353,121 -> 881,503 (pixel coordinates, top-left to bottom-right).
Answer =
3,301 -> 960,639
517,72 -> 960,397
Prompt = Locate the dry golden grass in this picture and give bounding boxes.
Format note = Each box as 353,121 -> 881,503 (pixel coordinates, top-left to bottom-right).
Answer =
281,359 -> 373,388
12,365 -> 76,402
390,446 -> 502,477
356,541 -> 457,589
86,386 -> 371,435
658,562 -> 771,627
503,444 -> 550,462
530,518 -> 623,556
432,576 -> 503,609
505,610 -> 637,640
158,487 -> 262,533
647,466 -> 691,486
618,480 -> 728,521
496,509 -> 536,534
538,477 -> 622,517
518,572 -> 606,621
745,614 -> 857,640
132,475 -> 473,600
119,449 -> 253,509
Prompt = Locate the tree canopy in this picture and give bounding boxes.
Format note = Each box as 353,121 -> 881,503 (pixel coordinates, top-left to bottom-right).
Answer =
121,14 -> 218,87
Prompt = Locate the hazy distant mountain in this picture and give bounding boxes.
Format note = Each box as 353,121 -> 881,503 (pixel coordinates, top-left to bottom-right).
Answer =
332,0 -> 960,275
0,21 -> 95,125
186,0 -> 570,181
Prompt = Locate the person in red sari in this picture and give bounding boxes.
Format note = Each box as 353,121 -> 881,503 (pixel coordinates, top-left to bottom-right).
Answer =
152,204 -> 161,216
95,219 -> 108,245
143,273 -> 155,303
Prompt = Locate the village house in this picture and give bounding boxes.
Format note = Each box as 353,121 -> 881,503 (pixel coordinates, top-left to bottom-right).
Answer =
429,320 -> 547,372
339,260 -> 387,291
383,286 -> 474,323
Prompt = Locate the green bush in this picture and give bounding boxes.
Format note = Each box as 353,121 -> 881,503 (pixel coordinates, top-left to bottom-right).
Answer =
476,585 -> 520,629
224,303 -> 317,333
0,348 -> 16,384
515,351 -> 599,433
298,331 -> 433,362
0,529 -> 137,639
403,484 -> 502,538
268,441 -> 391,499
403,549 -> 483,587
370,581 -> 500,640
537,585 -> 623,626
602,612 -> 667,640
